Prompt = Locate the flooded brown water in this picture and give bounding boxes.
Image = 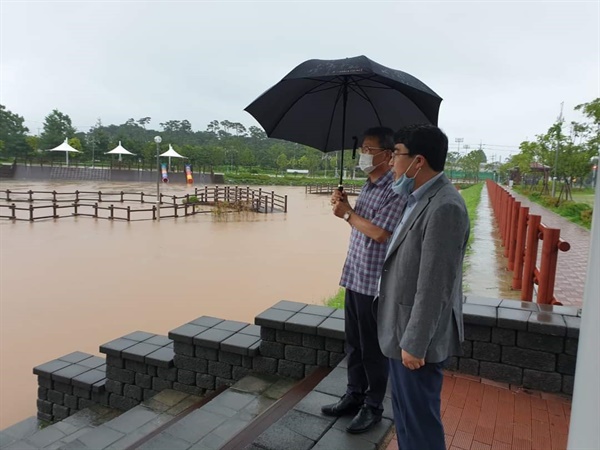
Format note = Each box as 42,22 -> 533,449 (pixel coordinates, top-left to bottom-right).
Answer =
0,181 -> 350,428
0,179 -> 515,428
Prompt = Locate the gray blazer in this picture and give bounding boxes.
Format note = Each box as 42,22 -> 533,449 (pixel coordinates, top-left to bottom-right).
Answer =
377,174 -> 469,363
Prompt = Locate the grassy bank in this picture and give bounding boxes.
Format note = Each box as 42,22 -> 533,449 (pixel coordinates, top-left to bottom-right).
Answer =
513,186 -> 593,229
324,183 -> 484,309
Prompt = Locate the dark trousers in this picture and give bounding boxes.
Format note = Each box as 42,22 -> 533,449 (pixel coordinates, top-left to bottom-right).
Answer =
344,289 -> 388,410
389,357 -> 446,450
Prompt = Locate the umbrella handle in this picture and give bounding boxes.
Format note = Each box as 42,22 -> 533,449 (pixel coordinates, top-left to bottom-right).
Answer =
337,185 -> 344,192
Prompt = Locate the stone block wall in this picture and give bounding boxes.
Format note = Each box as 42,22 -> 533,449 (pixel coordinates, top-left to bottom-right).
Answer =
31,297 -> 579,424
446,296 -> 580,394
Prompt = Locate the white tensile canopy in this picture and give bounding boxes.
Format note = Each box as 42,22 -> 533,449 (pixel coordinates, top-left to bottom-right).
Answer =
160,144 -> 185,170
47,138 -> 80,165
106,141 -> 135,161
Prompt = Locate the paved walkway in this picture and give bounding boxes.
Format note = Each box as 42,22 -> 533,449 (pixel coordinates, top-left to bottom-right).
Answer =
500,188 -> 591,307
384,372 -> 572,450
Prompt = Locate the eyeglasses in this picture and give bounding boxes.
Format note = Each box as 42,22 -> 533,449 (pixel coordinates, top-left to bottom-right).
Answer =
359,146 -> 389,155
391,151 -> 411,159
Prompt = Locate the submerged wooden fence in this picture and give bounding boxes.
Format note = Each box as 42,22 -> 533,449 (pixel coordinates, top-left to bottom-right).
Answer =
1,186 -> 287,222
305,184 -> 362,195
486,180 -> 570,305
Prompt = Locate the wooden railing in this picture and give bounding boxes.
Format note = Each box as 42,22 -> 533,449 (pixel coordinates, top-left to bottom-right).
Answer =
1,186 -> 287,221
305,184 -> 362,195
486,180 -> 570,305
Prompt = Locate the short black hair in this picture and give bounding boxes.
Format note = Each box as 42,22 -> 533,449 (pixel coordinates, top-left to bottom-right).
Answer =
394,124 -> 448,172
363,127 -> 394,150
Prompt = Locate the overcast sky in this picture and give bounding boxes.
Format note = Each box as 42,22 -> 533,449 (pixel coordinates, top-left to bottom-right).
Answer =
1,1 -> 598,161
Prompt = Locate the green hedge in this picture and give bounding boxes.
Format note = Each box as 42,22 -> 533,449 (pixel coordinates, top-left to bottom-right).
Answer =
517,189 -> 593,229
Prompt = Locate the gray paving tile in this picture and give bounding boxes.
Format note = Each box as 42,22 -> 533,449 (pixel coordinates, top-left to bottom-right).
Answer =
214,320 -> 248,332
276,410 -> 332,442
193,328 -> 235,349
103,415 -> 173,450
3,440 -> 38,449
162,410 -> 227,443
145,347 -> 174,368
253,422 -> 314,450
122,331 -> 156,342
210,418 -> 249,440
293,391 -> 339,421
313,367 -> 347,398
2,416 -> 40,440
188,433 -> 225,450
463,303 -> 497,326
143,335 -> 172,347
499,299 -> 539,311
464,295 -> 503,308
209,390 -> 256,411
24,426 -> 65,448
121,342 -> 162,363
254,308 -> 296,330
103,407 -> 158,434
33,360 -> 72,378
330,308 -> 344,319
168,323 -> 208,344
52,364 -> 93,384
220,334 -> 260,356
137,432 -> 190,450
0,432 -> 17,448
300,305 -> 335,317
148,389 -> 190,407
316,317 -> 345,340
99,338 -> 138,357
236,397 -> 275,422
76,425 -> 125,449
72,369 -> 106,389
272,300 -> 307,312
231,373 -> 279,395
238,324 -> 261,337
77,356 -> 105,369
311,427 -> 376,450
284,313 -> 326,334
189,316 -> 224,328
59,352 -> 94,364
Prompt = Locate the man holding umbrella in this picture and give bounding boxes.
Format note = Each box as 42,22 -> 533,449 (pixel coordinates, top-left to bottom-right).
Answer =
321,126 -> 406,434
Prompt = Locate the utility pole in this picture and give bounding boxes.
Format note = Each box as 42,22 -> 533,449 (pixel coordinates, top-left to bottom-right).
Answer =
455,137 -> 463,155
551,102 -> 564,198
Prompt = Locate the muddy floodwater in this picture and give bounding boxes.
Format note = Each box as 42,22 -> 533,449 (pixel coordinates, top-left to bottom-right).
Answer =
0,179 -> 514,428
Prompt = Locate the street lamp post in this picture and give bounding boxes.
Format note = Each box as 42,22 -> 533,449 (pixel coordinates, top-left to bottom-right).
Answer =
154,136 -> 162,220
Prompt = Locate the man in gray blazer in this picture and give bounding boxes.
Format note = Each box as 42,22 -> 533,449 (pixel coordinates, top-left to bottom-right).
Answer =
377,124 -> 469,450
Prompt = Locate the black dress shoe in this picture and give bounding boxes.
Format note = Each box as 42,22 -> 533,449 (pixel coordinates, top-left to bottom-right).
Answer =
346,405 -> 382,434
321,394 -> 362,417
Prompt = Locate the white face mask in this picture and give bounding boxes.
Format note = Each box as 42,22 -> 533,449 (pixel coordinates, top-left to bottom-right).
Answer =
358,153 -> 384,174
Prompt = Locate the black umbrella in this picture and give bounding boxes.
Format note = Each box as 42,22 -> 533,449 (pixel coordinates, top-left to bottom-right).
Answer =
245,55 -> 442,186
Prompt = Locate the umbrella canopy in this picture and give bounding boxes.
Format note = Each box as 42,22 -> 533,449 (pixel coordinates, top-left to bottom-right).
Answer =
46,138 -> 80,165
245,55 -> 442,184
106,141 -> 135,161
159,144 -> 185,159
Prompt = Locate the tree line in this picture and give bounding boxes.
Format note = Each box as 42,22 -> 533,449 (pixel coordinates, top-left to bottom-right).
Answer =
498,99 -> 599,190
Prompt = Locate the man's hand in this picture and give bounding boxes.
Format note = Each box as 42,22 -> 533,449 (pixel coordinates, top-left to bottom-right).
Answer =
401,349 -> 425,370
331,191 -> 352,219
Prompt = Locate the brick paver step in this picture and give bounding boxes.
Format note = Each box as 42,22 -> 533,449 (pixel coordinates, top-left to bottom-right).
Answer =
0,404 -> 121,450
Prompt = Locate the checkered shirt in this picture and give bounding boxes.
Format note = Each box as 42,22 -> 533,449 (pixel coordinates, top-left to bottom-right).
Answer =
340,170 -> 406,296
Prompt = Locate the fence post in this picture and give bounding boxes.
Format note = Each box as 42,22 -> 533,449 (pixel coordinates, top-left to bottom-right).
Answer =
284,195 -> 288,213
152,205 -> 156,220
73,202 -> 78,216
271,191 -> 275,212
29,205 -> 34,222
120,191 -> 124,202
10,203 -> 16,220
537,227 -> 566,304
174,204 -> 178,218
511,206 -> 529,290
503,195 -> 514,257
53,203 -> 58,218
109,205 -> 114,220
127,206 -> 131,221
94,203 -> 98,218
521,214 -> 542,301
98,191 -> 102,202
75,190 -> 79,202
5,190 -> 10,201
507,200 -> 521,270
141,192 -> 144,203
52,190 -> 57,202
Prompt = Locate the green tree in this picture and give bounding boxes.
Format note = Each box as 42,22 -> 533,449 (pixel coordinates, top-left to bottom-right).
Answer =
0,104 -> 30,157
276,153 -> 288,174
39,109 -> 76,150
